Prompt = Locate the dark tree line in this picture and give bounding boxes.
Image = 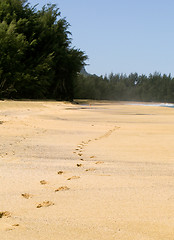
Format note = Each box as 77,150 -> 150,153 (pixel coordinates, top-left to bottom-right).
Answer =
74,72 -> 174,103
0,0 -> 87,100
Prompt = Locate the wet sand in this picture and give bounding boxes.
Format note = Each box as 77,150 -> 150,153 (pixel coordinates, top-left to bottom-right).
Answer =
0,100 -> 174,240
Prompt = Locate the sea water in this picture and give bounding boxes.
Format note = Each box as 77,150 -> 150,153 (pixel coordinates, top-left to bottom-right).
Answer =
129,102 -> 174,108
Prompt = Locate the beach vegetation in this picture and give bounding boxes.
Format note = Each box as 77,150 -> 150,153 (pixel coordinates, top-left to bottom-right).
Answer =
0,0 -> 87,100
75,71 -> 174,102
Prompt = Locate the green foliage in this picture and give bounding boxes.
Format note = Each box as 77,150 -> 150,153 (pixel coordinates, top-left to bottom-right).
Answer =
0,0 -> 87,99
74,72 -> 174,103
0,19 -> 28,97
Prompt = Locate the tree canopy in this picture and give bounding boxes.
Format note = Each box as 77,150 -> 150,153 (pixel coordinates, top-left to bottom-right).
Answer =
0,0 -> 87,100
75,72 -> 174,103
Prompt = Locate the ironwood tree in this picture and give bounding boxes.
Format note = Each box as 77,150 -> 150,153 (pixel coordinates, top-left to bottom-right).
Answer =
0,0 -> 87,100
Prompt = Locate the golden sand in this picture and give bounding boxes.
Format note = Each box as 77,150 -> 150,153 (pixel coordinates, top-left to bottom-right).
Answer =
0,100 -> 174,239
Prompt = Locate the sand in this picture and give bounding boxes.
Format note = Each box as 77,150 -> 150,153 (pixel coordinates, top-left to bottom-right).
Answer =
0,100 -> 174,239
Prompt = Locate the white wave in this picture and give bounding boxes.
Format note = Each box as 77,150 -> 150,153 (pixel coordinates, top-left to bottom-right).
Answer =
128,102 -> 174,107
160,103 -> 174,107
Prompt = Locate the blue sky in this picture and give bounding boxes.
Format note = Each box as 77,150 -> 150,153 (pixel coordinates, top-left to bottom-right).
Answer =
29,0 -> 174,76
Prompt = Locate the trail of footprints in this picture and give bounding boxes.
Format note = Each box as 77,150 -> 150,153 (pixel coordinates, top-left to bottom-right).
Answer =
74,125 -> 119,170
1,125 -> 119,231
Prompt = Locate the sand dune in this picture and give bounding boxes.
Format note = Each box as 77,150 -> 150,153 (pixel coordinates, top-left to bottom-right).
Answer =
0,100 -> 174,239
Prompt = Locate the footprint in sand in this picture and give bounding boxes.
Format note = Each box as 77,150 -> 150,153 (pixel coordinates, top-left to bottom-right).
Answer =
55,186 -> 70,192
99,174 -> 111,176
12,224 -> 20,227
37,201 -> 54,208
6,224 -> 20,231
40,180 -> 48,185
95,161 -> 104,164
67,176 -> 80,180
80,158 -> 84,161
21,193 -> 32,199
77,163 -> 83,167
57,171 -> 64,175
6,227 -> 14,231
0,211 -> 11,218
78,153 -> 83,156
85,168 -> 96,172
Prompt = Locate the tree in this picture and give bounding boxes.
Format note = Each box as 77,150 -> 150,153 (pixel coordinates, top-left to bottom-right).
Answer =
75,71 -> 174,102
0,19 -> 28,98
0,0 -> 87,99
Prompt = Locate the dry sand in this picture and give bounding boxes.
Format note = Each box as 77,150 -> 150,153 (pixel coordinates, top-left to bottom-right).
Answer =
0,100 -> 174,240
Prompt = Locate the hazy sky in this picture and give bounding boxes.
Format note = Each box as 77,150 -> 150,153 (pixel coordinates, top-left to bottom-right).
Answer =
29,0 -> 174,76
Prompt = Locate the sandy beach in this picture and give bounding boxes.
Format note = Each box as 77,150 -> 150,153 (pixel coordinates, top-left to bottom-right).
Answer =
0,100 -> 174,240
